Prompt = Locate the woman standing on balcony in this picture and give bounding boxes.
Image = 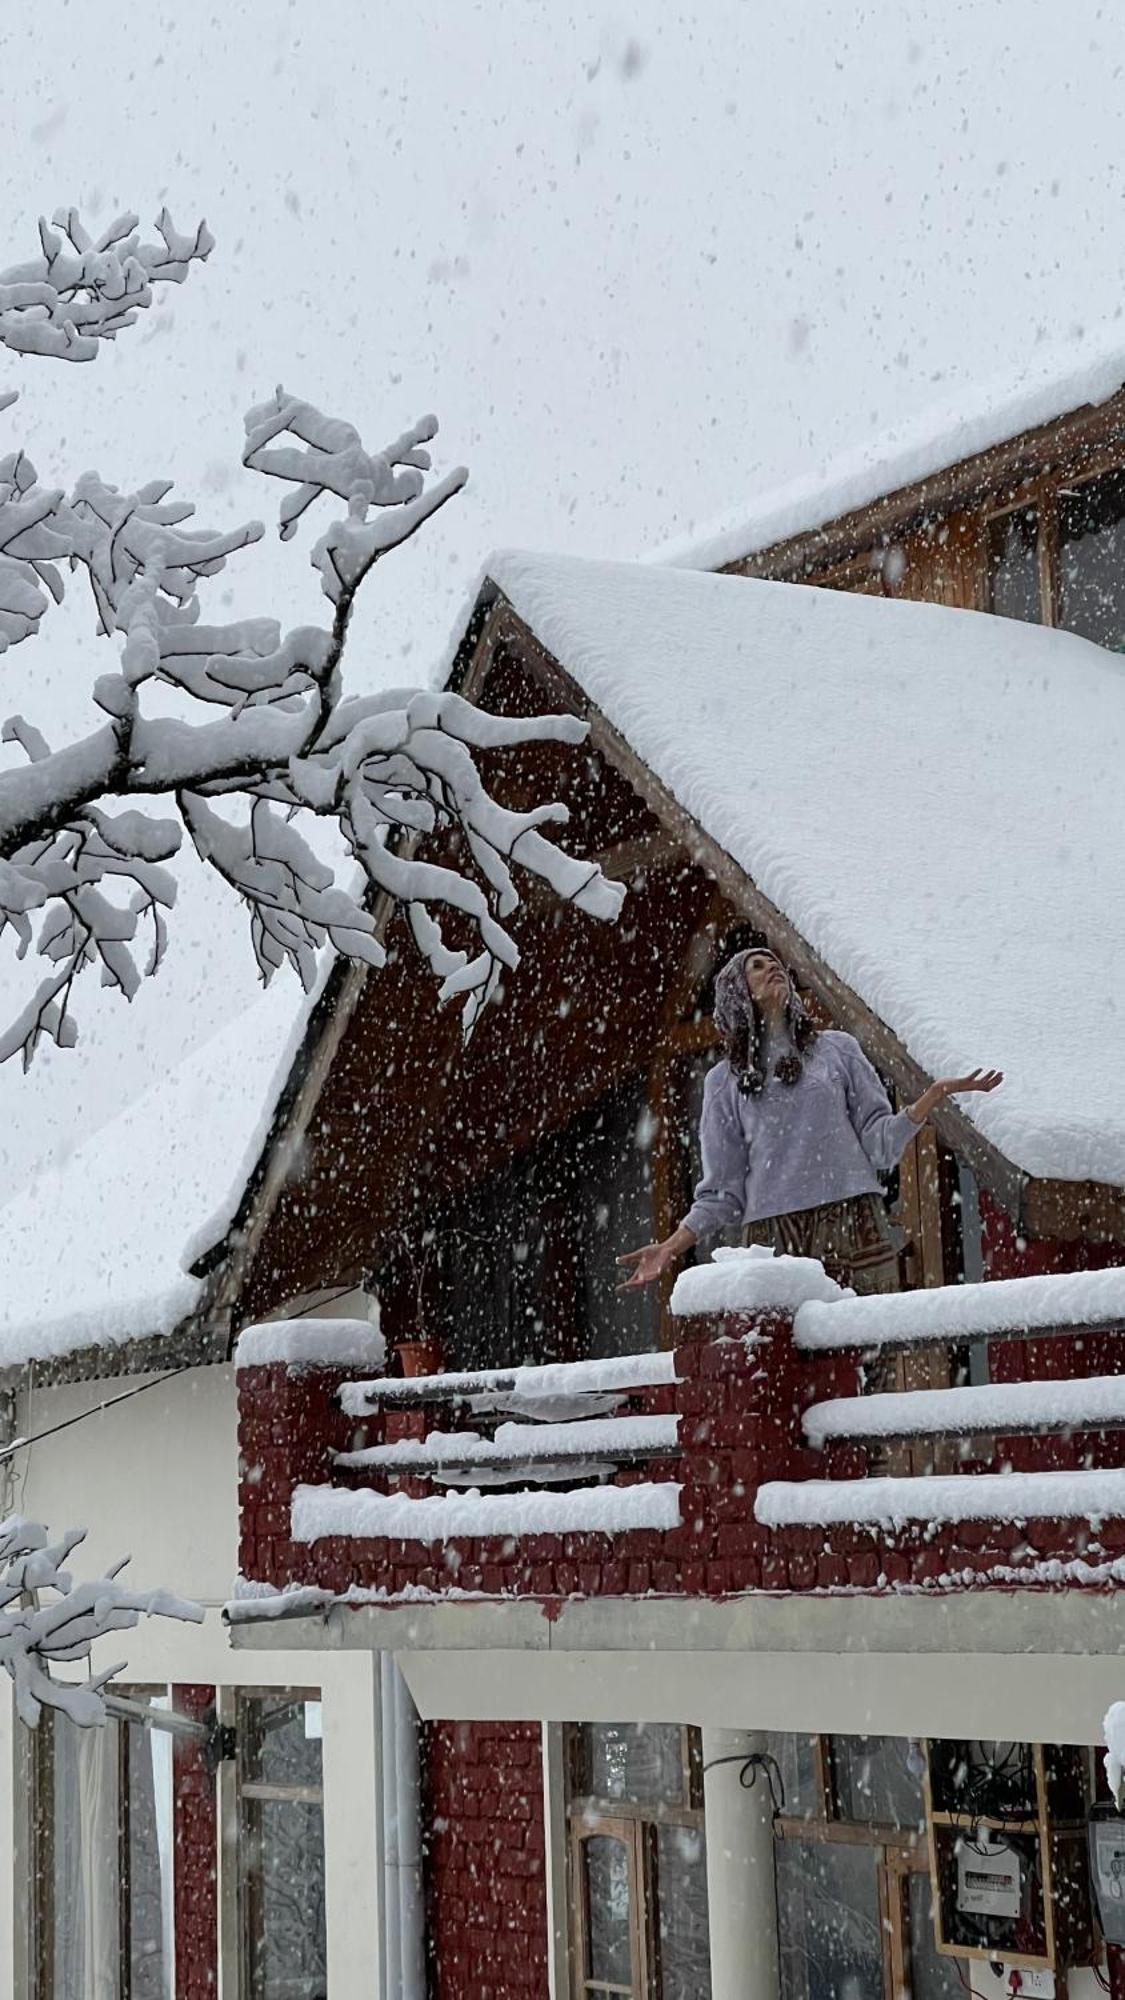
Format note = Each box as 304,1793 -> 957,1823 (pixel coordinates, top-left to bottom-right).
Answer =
618,935 -> 1002,1298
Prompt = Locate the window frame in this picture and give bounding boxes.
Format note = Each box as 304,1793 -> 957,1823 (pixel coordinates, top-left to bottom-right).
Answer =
234,1685 -> 326,2000
770,1733 -> 948,2000
984,444 -> 1125,635
29,1682 -> 175,2000
565,1724 -> 708,2000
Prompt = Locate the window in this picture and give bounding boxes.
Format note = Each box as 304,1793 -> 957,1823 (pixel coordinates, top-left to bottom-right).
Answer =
236,1692 -> 327,2000
767,1732 -> 962,2000
987,507 -> 1041,624
567,1723 -> 710,2000
30,1690 -> 175,1999
1058,467 -> 1125,649
408,1078 -> 658,1375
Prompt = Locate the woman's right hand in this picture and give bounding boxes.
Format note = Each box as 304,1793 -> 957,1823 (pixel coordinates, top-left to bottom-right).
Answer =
616,1229 -> 694,1291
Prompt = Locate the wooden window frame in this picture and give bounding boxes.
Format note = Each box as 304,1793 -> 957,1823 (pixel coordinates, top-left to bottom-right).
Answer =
29,1683 -> 173,2000
565,1724 -> 707,1999
234,1687 -> 326,2000
771,1732 -> 946,2000
984,445 -> 1125,633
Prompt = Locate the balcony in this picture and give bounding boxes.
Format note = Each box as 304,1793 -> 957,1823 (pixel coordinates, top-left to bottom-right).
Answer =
230,1251 -> 1125,1620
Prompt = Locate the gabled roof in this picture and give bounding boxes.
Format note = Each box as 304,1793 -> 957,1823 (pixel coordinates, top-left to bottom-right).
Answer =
476,549 -> 1125,1192
649,336 -> 1125,573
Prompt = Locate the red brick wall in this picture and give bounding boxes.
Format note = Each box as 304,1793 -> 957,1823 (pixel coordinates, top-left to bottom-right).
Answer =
172,1684 -> 218,2000
236,1283 -> 1125,1607
425,1720 -> 549,2000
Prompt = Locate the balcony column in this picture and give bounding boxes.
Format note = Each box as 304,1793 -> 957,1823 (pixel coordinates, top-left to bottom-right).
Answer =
702,1728 -> 781,2000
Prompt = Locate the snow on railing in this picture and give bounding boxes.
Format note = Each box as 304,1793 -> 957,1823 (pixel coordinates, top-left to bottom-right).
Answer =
290,1479 -> 682,1543
793,1265 -> 1125,1352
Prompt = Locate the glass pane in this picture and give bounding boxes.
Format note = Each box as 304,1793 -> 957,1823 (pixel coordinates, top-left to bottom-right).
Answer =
908,1869 -> 964,2000
245,1797 -> 328,1999
1059,469 -> 1125,648
243,1696 -> 324,1790
833,1734 -> 926,1831
657,1823 -> 711,2000
128,1710 -> 174,2000
583,1723 -> 686,1806
765,1733 -> 821,1820
584,1835 -> 634,1988
580,1081 -> 658,1360
777,1837 -> 883,2000
987,508 -> 1040,623
50,1711 -> 122,1996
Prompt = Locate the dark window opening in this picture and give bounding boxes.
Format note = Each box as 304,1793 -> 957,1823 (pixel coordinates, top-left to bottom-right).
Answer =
1058,468 -> 1125,649
987,507 -> 1041,624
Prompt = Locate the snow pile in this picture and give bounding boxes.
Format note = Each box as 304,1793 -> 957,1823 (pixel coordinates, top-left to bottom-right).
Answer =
291,1478 -> 682,1543
236,1317 -> 385,1373
650,332 -> 1125,573
794,1266 -> 1125,1353
0,972 -> 316,1367
805,1373 -> 1125,1446
756,1466 -> 1125,1530
482,550 -> 1125,1186
671,1244 -> 847,1316
1105,1704 -> 1125,1805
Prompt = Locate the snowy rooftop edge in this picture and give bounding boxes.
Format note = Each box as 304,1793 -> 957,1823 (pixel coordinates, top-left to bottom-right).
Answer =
646,333 -> 1125,573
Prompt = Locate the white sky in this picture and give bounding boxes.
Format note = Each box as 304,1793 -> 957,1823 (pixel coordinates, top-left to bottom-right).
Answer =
2,0 -> 1125,1199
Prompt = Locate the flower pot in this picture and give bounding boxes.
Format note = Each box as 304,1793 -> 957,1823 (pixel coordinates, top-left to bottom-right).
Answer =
394,1336 -> 445,1378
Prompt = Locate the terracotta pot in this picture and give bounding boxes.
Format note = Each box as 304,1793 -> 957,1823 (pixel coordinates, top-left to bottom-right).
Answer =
394,1336 -> 445,1378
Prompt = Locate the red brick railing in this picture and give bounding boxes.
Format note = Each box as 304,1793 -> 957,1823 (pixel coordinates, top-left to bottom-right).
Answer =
234,1288 -> 1125,1610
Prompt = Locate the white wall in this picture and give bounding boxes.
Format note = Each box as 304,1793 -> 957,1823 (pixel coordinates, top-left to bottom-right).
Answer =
1,1355 -> 386,1998
15,1363 -> 239,1606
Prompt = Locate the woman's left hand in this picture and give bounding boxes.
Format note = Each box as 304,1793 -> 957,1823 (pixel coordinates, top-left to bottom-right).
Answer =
908,1068 -> 1003,1124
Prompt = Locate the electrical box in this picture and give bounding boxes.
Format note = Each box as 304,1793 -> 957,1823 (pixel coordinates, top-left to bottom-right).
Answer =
1089,1807 -> 1125,1946
924,1740 -> 1094,1973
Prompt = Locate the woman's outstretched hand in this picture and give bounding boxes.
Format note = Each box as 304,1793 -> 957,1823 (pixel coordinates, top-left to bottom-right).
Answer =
616,1226 -> 696,1291
908,1068 -> 1004,1124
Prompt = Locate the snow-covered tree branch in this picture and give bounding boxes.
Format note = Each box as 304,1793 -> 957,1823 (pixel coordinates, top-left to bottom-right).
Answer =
0,210 -> 625,1064
0,1516 -> 202,1729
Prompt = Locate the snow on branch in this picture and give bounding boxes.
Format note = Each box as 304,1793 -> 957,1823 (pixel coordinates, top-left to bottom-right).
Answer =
0,212 -> 625,1064
0,208 -> 212,365
0,1516 -> 202,1728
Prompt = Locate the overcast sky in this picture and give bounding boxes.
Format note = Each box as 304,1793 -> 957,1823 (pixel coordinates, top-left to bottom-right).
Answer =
2,0 -> 1125,1198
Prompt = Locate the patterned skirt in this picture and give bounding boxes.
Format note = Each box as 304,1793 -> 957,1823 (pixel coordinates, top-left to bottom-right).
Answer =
741,1192 -> 900,1296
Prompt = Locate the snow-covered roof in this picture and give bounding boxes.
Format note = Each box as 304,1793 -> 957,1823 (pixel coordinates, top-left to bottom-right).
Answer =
650,335 -> 1125,573
0,974 -> 317,1370
479,548 -> 1125,1188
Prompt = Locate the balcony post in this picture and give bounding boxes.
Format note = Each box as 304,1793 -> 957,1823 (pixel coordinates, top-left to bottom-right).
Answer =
702,1727 -> 781,2000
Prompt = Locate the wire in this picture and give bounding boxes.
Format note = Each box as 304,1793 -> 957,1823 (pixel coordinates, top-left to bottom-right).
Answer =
0,1365 -> 192,1464
702,1749 -> 787,1817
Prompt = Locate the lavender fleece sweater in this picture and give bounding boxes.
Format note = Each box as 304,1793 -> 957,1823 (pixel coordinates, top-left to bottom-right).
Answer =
682,1030 -> 919,1237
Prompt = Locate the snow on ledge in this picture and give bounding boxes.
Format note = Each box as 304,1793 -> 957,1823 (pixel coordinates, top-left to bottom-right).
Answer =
794,1266 -> 1125,1352
235,1317 -> 386,1372
804,1373 -> 1125,1446
756,1466 -> 1125,1530
339,1348 -> 676,1414
291,1479 -> 682,1543
671,1246 -> 848,1318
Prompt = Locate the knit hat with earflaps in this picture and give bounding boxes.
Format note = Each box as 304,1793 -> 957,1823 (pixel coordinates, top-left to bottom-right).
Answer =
712,936 -> 814,1095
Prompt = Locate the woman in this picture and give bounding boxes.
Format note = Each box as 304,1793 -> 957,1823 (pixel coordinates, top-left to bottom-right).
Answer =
618,936 -> 1002,1296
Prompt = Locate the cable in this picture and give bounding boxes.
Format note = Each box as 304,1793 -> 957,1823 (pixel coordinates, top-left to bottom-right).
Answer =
702,1749 -> 787,1817
0,1365 -> 192,1464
